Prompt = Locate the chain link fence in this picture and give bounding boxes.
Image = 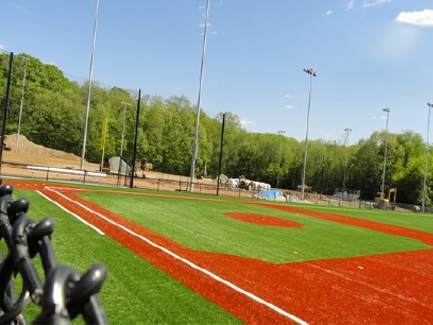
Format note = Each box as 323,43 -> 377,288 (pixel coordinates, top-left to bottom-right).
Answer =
0,179 -> 108,324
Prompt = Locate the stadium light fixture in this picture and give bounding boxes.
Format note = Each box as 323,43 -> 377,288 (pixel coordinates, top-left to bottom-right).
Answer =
422,102 -> 433,212
301,67 -> 317,200
380,107 -> 390,199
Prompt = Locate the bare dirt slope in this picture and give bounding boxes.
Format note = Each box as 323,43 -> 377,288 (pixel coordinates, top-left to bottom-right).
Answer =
0,134 -> 208,186
2,134 -> 98,169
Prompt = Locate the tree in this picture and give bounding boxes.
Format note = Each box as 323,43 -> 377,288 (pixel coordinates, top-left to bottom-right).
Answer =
4,52 -> 433,206
350,135 -> 382,200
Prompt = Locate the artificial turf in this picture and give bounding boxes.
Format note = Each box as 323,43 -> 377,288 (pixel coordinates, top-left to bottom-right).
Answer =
77,191 -> 431,263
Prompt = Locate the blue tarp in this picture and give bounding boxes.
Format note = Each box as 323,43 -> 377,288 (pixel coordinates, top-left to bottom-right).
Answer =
258,190 -> 283,200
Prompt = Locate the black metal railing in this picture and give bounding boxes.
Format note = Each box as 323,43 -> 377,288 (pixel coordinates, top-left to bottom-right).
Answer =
0,179 -> 108,324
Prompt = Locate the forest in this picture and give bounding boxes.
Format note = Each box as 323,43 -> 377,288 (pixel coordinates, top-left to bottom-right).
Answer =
1,52 -> 431,205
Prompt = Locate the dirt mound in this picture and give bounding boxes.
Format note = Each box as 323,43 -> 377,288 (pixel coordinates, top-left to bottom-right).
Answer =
4,134 -> 79,160
1,134 -> 99,170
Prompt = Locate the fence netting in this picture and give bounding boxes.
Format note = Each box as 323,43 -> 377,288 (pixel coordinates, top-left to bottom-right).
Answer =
0,179 -> 109,325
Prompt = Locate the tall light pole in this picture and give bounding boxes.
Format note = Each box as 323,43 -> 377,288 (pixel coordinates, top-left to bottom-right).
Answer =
422,102 -> 433,212
0,52 -> 13,175
189,0 -> 210,192
16,56 -> 29,152
342,127 -> 352,196
301,67 -> 317,200
276,130 -> 285,188
380,107 -> 390,199
80,0 -> 100,170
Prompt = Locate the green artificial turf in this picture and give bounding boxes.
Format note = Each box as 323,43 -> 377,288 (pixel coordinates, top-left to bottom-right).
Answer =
77,191 -> 431,263
8,183 -> 433,325
294,203 -> 433,233
11,189 -> 243,325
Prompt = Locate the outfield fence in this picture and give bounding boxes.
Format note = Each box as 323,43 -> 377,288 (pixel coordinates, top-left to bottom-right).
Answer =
2,162 -> 431,213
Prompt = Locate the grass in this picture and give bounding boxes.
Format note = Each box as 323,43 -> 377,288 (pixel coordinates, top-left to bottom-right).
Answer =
11,189 -> 243,325
299,203 -> 433,233
76,191 -> 431,263
7,182 -> 433,324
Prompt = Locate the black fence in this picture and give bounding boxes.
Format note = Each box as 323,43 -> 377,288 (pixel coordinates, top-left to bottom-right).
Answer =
0,179 -> 108,324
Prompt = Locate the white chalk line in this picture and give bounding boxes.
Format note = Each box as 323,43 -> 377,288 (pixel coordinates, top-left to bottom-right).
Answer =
36,190 -> 105,235
44,186 -> 310,325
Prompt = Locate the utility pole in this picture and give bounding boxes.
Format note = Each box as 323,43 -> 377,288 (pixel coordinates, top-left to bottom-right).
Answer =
16,56 -> 29,152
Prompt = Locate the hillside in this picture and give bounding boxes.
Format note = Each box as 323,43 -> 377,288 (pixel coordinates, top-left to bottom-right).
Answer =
2,134 -> 99,170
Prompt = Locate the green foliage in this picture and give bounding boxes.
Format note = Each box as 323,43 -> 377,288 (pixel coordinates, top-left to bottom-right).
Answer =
1,52 -> 432,205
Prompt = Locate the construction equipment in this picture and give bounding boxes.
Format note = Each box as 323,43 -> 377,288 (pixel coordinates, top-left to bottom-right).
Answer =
374,188 -> 397,209
140,159 -> 153,171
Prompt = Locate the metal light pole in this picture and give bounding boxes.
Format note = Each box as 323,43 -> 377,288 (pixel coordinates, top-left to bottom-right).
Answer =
301,67 -> 317,200
80,0 -> 100,170
342,127 -> 352,195
380,107 -> 390,199
276,130 -> 285,188
0,52 -> 13,176
189,0 -> 210,192
16,56 -> 29,152
422,102 -> 433,212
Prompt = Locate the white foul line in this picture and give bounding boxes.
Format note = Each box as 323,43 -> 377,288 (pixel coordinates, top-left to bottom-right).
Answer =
36,190 -> 105,235
44,186 -> 310,325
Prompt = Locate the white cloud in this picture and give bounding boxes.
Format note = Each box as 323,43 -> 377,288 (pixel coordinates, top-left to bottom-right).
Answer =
284,94 -> 292,98
363,0 -> 392,8
326,10 -> 332,16
285,105 -> 295,110
367,22 -> 421,62
346,0 -> 355,10
396,9 -> 433,27
240,118 -> 255,126
0,44 -> 5,50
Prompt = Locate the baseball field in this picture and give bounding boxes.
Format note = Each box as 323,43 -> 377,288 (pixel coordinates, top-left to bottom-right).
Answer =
5,178 -> 433,324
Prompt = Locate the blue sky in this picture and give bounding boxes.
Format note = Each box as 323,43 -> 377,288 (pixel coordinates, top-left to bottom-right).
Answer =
1,0 -> 432,145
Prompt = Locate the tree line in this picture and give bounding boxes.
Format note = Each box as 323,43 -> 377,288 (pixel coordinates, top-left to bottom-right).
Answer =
1,52 -> 431,205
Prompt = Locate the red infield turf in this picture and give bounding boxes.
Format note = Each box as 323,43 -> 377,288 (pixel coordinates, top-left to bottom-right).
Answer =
10,181 -> 433,324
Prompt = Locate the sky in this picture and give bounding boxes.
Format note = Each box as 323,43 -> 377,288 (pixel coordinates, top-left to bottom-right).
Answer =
1,0 -> 432,145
